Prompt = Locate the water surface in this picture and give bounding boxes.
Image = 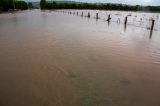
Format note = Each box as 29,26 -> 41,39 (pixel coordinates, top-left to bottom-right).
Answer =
0,10 -> 160,106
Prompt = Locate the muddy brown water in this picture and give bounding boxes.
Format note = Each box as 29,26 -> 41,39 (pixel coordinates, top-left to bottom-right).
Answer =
0,10 -> 160,106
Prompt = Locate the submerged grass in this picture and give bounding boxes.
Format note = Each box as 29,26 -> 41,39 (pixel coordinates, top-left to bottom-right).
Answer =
69,71 -> 93,106
66,50 -> 137,106
68,63 -> 120,106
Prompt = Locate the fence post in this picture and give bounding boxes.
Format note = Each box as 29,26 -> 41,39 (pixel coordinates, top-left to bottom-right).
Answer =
150,19 -> 155,38
125,16 -> 128,25
151,19 -> 155,31
107,14 -> 111,22
88,12 -> 90,18
96,13 -> 98,19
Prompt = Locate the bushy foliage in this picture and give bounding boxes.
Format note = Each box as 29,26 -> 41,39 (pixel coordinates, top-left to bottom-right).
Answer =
15,1 -> 28,10
0,0 -> 28,11
43,1 -> 160,12
28,2 -> 33,9
40,0 -> 46,9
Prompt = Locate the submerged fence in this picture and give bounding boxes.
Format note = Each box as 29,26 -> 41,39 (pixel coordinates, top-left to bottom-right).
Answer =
55,10 -> 160,34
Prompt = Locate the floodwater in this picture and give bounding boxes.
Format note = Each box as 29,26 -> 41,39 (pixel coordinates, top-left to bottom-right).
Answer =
0,9 -> 160,106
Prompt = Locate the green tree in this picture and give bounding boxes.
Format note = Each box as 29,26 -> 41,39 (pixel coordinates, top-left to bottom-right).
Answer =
0,0 -> 28,11
28,2 -> 33,9
40,0 -> 46,9
39,0 -> 160,12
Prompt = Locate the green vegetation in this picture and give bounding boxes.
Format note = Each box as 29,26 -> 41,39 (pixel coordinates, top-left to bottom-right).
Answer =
41,1 -> 160,12
40,0 -> 46,9
28,2 -> 33,9
0,0 -> 28,11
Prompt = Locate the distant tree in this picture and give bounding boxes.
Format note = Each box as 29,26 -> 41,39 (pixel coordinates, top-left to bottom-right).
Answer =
40,0 -> 160,12
40,0 -> 46,9
52,1 -> 57,9
15,1 -> 28,10
28,2 -> 33,9
0,0 -> 28,11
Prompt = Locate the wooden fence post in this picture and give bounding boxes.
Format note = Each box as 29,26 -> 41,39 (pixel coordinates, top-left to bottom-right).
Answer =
125,16 -> 128,25
151,19 -> 155,31
96,13 -> 98,19
88,12 -> 90,18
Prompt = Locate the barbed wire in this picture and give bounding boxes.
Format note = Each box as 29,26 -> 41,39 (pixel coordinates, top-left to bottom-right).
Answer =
55,10 -> 160,32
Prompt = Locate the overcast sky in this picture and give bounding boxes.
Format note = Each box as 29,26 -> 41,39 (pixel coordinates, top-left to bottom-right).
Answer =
26,0 -> 160,6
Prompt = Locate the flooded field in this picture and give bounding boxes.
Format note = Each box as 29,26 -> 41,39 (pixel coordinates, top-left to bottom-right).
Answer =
0,9 -> 160,106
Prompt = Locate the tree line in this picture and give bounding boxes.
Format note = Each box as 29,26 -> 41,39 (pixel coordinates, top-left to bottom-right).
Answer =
0,0 -> 32,11
40,0 -> 160,12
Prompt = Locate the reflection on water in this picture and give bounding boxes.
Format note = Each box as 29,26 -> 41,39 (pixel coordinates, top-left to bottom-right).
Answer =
150,29 -> 153,39
0,10 -> 160,106
124,23 -> 127,32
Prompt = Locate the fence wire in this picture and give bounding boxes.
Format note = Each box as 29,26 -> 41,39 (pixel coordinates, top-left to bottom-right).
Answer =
55,10 -> 160,32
